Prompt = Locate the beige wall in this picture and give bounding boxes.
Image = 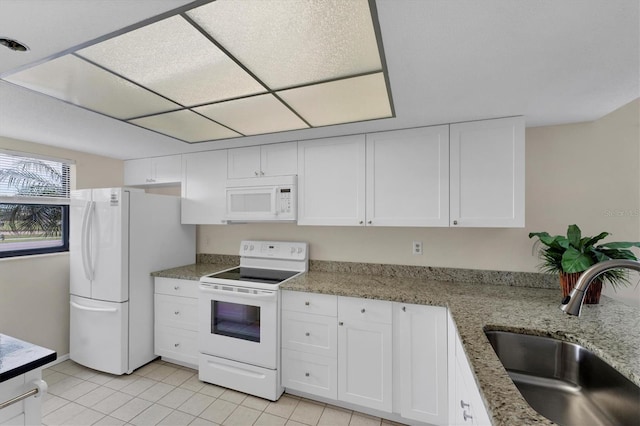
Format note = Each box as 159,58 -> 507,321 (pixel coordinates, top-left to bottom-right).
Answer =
198,99 -> 640,306
0,136 -> 124,355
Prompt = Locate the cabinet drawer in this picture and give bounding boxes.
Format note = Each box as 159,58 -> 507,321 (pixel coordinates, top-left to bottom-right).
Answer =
282,311 -> 337,357
282,291 -> 337,316
155,326 -> 198,365
338,296 -> 392,324
155,294 -> 198,331
155,278 -> 199,298
282,349 -> 337,400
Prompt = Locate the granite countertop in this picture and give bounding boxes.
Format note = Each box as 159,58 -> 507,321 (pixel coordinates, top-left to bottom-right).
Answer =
0,334 -> 57,383
152,262 -> 640,425
281,271 -> 640,426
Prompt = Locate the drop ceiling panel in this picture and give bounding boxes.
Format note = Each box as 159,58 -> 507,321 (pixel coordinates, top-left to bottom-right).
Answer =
130,110 -> 240,143
4,54 -> 180,119
278,73 -> 392,127
187,0 -> 382,89
194,94 -> 309,136
77,15 -> 266,106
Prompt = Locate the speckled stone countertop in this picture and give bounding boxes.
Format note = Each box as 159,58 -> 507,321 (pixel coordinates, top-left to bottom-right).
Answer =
152,261 -> 640,425
282,271 -> 640,426
0,334 -> 56,383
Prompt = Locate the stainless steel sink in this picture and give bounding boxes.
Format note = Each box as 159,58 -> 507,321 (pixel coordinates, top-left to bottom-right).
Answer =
485,330 -> 640,426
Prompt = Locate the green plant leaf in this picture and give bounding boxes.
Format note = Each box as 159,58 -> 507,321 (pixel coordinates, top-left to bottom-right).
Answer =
561,246 -> 594,272
598,248 -> 638,260
567,224 -> 582,248
580,232 -> 610,249
598,241 -> 640,250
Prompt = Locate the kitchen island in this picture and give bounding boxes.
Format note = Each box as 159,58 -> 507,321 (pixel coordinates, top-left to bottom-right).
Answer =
153,261 -> 640,425
0,334 -> 56,425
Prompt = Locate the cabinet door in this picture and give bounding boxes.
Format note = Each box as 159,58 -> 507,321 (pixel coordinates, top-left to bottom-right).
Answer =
450,116 -> 525,227
298,135 -> 366,226
338,297 -> 392,412
395,303 -> 448,424
366,126 -> 449,227
152,155 -> 182,184
228,146 -> 261,178
181,150 -> 227,224
123,158 -> 151,185
261,142 -> 298,176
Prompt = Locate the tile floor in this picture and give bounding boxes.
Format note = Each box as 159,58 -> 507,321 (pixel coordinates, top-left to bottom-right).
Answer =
41,359 -> 404,426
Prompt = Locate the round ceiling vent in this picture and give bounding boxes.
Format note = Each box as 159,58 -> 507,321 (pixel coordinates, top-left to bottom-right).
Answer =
0,38 -> 29,52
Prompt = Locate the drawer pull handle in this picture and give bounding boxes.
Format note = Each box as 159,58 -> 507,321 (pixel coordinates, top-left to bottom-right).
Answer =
360,308 -> 366,313
339,322 -> 344,326
174,311 -> 180,315
460,400 -> 470,409
305,372 -> 310,377
463,411 -> 473,422
174,343 -> 180,348
304,301 -> 310,306
402,306 -> 406,312
305,332 -> 310,336
174,286 -> 180,290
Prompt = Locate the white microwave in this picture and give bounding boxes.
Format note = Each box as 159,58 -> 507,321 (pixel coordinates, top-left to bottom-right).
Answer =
225,175 -> 297,223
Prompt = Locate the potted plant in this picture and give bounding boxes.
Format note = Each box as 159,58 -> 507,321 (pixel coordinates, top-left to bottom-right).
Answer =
529,224 -> 640,304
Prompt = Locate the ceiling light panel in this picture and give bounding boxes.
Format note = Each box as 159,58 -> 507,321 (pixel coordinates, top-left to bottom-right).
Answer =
77,15 -> 266,106
130,110 -> 240,143
194,94 -> 309,136
187,0 -> 382,89
277,72 -> 392,127
5,55 -> 180,120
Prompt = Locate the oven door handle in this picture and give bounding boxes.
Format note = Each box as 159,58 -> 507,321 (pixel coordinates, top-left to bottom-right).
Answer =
199,285 -> 277,300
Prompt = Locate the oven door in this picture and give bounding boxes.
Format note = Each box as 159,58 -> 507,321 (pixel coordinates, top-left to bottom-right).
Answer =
198,283 -> 278,369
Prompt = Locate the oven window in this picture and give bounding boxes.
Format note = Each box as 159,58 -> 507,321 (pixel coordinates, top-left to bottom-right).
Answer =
212,301 -> 261,342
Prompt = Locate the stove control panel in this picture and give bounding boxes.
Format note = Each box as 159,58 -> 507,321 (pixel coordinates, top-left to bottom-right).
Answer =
240,240 -> 308,261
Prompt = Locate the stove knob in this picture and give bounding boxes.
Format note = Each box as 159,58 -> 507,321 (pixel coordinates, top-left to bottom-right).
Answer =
290,247 -> 296,254
249,245 -> 254,251
297,247 -> 303,254
243,244 -> 248,251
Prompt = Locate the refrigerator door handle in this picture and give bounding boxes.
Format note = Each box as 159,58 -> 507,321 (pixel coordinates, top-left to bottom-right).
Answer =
70,301 -> 118,313
81,201 -> 95,281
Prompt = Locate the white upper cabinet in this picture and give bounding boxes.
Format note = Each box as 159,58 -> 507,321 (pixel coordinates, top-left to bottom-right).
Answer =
366,126 -> 449,227
450,116 -> 525,227
124,154 -> 182,186
227,142 -> 297,178
297,135 -> 366,226
181,150 -> 227,224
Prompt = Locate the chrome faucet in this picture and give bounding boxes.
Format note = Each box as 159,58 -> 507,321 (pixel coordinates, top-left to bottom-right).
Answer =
561,259 -> 640,316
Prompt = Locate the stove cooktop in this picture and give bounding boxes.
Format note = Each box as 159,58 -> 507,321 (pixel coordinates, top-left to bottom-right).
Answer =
205,267 -> 300,285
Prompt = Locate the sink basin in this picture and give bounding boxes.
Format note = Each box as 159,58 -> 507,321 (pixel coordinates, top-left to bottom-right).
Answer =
485,330 -> 640,426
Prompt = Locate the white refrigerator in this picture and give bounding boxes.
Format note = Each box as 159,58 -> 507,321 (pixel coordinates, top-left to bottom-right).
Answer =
69,188 -> 195,375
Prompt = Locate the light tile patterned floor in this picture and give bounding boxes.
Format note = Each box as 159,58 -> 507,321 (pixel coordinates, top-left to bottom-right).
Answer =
41,359 -> 404,426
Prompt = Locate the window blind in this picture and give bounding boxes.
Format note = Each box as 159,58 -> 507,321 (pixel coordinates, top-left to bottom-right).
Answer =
0,150 -> 72,205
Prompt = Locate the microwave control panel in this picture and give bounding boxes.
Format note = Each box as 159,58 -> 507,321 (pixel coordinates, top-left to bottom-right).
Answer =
277,187 -> 293,214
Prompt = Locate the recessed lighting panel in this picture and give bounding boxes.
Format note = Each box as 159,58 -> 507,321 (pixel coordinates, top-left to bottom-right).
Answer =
187,0 -> 382,89
130,110 -> 240,143
5,55 -> 180,119
77,15 -> 266,106
277,73 -> 392,127
194,94 -> 309,136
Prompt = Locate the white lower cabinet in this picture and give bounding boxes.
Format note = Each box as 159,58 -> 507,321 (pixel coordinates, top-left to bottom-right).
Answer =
154,278 -> 199,368
0,370 -> 43,426
448,313 -> 492,426
337,297 -> 393,413
394,303 -> 448,425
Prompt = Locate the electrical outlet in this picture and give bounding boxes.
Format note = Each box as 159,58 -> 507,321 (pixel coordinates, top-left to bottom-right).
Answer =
413,241 -> 423,255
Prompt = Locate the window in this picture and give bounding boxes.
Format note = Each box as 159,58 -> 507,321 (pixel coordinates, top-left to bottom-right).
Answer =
0,150 -> 72,258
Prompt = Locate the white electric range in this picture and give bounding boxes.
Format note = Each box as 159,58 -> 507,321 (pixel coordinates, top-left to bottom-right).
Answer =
198,240 -> 308,401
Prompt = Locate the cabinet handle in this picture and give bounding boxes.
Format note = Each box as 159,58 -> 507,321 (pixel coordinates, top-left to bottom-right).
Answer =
260,171 -> 265,176
360,308 -> 366,313
174,343 -> 180,348
460,400 -> 470,409
463,411 -> 473,422
402,306 -> 406,312
359,221 -> 364,225
174,311 -> 180,315
305,332 -> 310,336
367,221 -> 372,224
339,322 -> 344,326
453,220 -> 458,225
304,301 -> 310,306
254,171 -> 259,176
174,286 -> 180,291
305,372 -> 310,377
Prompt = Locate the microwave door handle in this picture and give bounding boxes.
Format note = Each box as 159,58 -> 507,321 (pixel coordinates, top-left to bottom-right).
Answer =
271,188 -> 278,216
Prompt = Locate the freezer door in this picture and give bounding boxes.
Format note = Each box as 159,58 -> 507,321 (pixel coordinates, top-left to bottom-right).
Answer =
70,295 -> 129,375
70,189 -> 92,298
90,188 -> 129,302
